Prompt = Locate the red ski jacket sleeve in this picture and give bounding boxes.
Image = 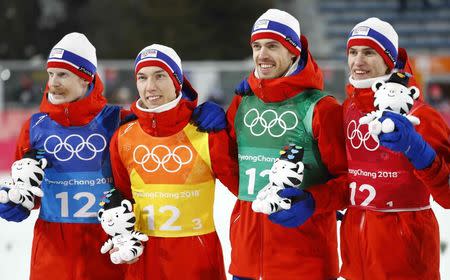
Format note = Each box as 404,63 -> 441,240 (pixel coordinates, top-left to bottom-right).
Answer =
414,104 -> 450,208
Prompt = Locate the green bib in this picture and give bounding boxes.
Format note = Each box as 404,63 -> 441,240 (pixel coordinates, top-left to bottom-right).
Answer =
235,90 -> 332,201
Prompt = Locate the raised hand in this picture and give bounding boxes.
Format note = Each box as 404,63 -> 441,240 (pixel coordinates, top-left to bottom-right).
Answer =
191,101 -> 226,132
379,111 -> 436,169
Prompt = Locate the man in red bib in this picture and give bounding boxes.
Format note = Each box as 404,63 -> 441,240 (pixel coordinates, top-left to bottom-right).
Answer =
109,43 -> 238,280
310,17 -> 450,279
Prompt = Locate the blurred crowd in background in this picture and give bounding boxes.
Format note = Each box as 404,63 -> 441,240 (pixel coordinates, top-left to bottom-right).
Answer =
1,0 -> 450,171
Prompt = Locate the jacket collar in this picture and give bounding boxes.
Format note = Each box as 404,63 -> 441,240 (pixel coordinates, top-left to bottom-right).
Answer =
39,74 -> 107,127
130,78 -> 198,137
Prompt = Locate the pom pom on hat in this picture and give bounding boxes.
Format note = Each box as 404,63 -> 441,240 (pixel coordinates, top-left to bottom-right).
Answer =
347,17 -> 399,70
251,9 -> 301,56
134,44 -> 183,92
47,32 -> 97,82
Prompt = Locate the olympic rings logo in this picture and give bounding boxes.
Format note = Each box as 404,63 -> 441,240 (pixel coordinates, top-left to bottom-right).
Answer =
347,120 -> 379,151
44,134 -> 107,161
133,144 -> 193,173
243,109 -> 298,137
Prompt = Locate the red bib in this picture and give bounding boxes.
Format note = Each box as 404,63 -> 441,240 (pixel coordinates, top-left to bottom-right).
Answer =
344,100 -> 430,211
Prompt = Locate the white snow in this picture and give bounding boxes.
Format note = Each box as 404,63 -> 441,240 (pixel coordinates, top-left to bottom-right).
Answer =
0,180 -> 448,279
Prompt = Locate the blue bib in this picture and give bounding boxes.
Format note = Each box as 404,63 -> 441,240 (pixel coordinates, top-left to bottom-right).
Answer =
30,105 -> 121,223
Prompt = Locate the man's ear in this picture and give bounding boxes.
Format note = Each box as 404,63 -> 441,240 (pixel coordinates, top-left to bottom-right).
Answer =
81,78 -> 90,88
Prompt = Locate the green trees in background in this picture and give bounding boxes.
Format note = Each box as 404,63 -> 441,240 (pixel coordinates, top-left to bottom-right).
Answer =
0,0 -> 272,60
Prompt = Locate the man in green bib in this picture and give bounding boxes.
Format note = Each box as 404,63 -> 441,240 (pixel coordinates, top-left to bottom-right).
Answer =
228,8 -> 348,280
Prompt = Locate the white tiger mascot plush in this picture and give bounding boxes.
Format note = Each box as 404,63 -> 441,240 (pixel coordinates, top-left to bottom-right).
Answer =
0,150 -> 47,210
359,72 -> 420,142
98,188 -> 148,264
252,144 -> 306,215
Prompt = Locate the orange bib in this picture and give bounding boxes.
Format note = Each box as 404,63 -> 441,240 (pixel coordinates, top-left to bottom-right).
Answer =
118,122 -> 216,237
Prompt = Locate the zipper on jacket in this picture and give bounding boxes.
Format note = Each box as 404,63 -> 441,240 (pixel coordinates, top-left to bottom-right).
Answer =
197,235 -> 204,245
231,214 -> 240,225
152,117 -> 156,129
359,210 -> 367,280
259,213 -> 263,279
64,107 -> 69,124
258,81 -> 263,99
197,236 -> 215,269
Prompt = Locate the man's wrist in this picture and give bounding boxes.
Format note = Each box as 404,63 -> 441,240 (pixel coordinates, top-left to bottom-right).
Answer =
408,141 -> 436,170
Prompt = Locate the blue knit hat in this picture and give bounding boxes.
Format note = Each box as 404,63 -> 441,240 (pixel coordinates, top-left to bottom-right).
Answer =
47,32 -> 97,82
134,44 -> 183,91
251,9 -> 301,56
347,17 -> 399,70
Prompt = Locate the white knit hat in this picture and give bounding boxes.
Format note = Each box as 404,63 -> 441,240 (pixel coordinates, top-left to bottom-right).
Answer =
134,44 -> 183,91
47,32 -> 97,82
347,17 -> 399,69
251,9 -> 301,56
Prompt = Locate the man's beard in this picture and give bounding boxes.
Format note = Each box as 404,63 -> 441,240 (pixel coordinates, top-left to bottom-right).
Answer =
48,88 -> 68,104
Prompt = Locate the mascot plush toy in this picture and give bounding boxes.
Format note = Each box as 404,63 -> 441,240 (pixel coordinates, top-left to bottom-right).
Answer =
359,72 -> 420,142
0,150 -> 47,210
252,144 -> 306,215
98,188 -> 148,264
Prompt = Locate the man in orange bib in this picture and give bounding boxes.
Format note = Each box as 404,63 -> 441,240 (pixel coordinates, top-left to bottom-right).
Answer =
109,43 -> 239,280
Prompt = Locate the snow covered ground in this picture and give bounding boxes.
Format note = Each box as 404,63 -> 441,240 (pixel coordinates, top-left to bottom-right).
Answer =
0,181 -> 449,279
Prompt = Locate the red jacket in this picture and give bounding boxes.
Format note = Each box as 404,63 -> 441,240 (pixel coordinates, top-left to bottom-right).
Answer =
339,49 -> 450,280
310,48 -> 450,213
343,85 -> 450,208
109,78 -> 238,280
226,35 -> 347,280
15,75 -> 127,280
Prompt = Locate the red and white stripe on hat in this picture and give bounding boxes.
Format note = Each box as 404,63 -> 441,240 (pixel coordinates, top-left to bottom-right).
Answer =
134,44 -> 183,92
47,32 -> 97,82
251,9 -> 301,56
347,17 -> 399,69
